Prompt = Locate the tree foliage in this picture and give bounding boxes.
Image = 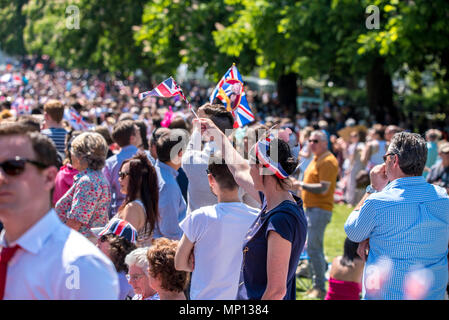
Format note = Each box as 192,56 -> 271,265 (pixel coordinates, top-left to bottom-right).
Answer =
0,0 -> 28,56
22,0 -> 150,75
134,0 -> 255,80
1,0 -> 448,119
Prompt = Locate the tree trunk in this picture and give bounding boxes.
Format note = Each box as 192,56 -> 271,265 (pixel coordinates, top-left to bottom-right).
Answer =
365,57 -> 397,124
16,0 -> 27,58
277,73 -> 298,119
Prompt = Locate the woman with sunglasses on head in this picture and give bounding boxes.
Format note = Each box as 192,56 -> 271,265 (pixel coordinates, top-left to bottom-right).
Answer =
55,132 -> 111,241
197,118 -> 307,300
114,151 -> 159,247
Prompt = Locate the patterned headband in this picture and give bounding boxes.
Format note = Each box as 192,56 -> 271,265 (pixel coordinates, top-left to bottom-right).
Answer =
249,126 -> 291,179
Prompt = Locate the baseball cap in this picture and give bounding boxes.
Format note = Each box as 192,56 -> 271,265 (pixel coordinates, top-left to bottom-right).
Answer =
439,142 -> 449,153
94,218 -> 138,244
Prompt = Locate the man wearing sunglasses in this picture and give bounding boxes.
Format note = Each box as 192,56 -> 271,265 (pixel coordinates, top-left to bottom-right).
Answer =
345,132 -> 449,300
0,123 -> 119,299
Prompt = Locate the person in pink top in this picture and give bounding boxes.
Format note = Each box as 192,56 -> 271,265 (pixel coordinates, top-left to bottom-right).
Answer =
325,237 -> 365,300
53,164 -> 78,205
52,131 -> 81,206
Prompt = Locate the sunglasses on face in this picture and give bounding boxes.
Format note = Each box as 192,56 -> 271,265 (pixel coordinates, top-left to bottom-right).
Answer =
383,153 -> 396,162
118,171 -> 130,179
309,139 -> 320,144
0,156 -> 48,177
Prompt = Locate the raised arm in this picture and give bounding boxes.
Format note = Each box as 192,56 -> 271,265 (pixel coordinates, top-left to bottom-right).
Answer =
197,118 -> 261,205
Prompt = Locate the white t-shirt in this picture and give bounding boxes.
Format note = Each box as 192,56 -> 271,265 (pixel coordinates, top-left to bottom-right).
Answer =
179,202 -> 259,300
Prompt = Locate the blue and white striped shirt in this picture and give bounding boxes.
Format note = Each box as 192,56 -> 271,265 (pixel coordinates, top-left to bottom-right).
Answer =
345,176 -> 449,300
41,127 -> 68,155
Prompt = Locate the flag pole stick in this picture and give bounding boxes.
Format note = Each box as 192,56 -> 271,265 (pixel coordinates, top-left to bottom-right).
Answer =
170,76 -> 200,120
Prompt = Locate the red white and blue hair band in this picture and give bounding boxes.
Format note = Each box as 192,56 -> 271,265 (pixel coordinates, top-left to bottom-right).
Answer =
98,218 -> 138,244
254,134 -> 289,180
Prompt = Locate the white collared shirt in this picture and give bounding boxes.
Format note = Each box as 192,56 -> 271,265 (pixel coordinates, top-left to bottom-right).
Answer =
0,209 -> 119,300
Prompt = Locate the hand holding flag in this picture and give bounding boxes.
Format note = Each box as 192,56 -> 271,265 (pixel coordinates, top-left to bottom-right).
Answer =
139,77 -> 199,119
209,64 -> 255,128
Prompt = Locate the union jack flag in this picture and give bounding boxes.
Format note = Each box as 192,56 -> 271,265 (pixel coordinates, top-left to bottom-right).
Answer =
64,108 -> 91,131
209,64 -> 255,128
11,97 -> 31,115
139,77 -> 186,101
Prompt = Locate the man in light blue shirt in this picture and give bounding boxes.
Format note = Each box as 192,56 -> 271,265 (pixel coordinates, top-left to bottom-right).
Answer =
103,120 -> 154,217
153,129 -> 189,240
345,132 -> 449,300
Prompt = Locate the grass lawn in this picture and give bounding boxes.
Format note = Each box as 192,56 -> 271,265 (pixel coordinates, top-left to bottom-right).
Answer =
296,203 -> 354,300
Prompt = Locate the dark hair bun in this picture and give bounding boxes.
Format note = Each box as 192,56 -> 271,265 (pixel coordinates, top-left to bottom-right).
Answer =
267,138 -> 299,176
283,156 -> 299,175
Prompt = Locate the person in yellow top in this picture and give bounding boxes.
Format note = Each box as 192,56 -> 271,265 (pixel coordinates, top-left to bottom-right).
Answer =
299,130 -> 339,299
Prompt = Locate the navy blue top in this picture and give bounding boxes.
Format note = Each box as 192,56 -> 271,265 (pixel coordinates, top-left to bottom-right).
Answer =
236,194 -> 307,300
176,167 -> 189,203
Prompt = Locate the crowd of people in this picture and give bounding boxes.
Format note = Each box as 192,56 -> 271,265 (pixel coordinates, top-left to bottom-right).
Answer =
0,58 -> 449,300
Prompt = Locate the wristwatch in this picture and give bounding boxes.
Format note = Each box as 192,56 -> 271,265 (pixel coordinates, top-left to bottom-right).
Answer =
366,184 -> 377,194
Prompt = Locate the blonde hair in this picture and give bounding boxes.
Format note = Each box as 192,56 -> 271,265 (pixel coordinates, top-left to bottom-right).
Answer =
71,132 -> 108,170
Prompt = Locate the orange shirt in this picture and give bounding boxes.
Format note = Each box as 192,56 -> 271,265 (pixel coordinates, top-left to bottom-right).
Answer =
302,151 -> 339,212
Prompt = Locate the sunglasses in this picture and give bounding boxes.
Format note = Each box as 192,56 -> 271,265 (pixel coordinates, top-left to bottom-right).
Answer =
0,156 -> 48,177
118,171 -> 130,179
308,139 -> 320,144
383,153 -> 396,162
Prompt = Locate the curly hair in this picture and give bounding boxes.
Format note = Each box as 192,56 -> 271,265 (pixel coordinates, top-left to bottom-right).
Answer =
101,234 -> 137,273
146,238 -> 189,293
71,132 -> 108,170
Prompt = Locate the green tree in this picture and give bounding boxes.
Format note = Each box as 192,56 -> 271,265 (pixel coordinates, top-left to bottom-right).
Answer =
23,0 -> 150,76
0,0 -> 28,57
135,0 -> 254,81
215,0 -> 449,123
357,0 -> 449,118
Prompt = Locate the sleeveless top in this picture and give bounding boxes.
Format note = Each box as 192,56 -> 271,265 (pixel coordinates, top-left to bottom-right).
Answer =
115,199 -> 153,247
368,140 -> 386,169
324,277 -> 362,300
132,199 -> 153,247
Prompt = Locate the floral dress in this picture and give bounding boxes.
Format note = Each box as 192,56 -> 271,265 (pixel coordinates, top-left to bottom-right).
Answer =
56,168 -> 111,237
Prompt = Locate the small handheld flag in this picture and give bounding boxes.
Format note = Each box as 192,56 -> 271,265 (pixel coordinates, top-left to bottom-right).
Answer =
209,64 -> 255,128
139,77 -> 199,119
139,77 -> 184,101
